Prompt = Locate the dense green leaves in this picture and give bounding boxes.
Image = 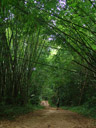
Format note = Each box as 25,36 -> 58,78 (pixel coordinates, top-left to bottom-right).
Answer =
0,0 -> 96,118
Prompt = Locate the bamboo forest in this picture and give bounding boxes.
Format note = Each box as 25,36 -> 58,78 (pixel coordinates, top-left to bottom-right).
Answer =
0,0 -> 96,128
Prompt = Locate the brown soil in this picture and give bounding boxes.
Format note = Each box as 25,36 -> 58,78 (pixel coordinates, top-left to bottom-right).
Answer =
0,107 -> 96,128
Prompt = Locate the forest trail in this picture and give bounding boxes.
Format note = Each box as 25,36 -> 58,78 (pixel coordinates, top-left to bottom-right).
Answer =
0,107 -> 95,128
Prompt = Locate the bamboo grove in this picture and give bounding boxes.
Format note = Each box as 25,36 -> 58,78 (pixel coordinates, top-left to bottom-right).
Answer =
0,0 -> 96,113
0,0 -> 46,104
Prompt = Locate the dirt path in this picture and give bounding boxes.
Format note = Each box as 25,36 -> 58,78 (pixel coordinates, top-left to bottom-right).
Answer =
0,107 -> 95,128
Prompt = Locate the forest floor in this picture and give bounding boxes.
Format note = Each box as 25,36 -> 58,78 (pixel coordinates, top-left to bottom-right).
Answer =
0,107 -> 96,128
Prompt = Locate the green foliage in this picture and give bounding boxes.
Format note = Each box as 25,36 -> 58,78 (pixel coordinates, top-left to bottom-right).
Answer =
0,104 -> 44,120
0,0 -> 96,119
62,104 -> 96,119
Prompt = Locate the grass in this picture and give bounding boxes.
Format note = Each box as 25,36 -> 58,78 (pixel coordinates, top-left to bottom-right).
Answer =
0,104 -> 45,120
61,105 -> 96,119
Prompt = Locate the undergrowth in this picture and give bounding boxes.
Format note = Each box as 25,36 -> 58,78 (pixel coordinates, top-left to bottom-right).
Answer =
0,104 -> 44,120
62,104 -> 96,119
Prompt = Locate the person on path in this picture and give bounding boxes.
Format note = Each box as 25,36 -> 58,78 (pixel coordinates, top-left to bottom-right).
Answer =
56,97 -> 60,110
